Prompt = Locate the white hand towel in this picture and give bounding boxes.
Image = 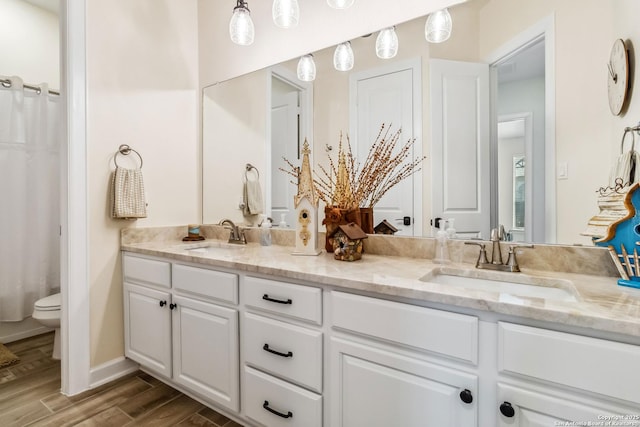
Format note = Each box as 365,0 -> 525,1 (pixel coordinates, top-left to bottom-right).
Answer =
243,175 -> 263,216
110,166 -> 147,219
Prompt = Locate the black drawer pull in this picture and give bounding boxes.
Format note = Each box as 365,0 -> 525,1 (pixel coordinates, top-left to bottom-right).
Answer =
263,400 -> 293,419
262,294 -> 292,304
459,389 -> 473,404
500,402 -> 515,418
263,343 -> 293,358
159,300 -> 167,307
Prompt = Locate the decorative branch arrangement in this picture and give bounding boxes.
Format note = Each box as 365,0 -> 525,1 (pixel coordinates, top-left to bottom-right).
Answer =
281,123 -> 425,209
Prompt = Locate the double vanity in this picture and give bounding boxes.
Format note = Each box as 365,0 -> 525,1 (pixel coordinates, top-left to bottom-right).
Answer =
121,227 -> 640,426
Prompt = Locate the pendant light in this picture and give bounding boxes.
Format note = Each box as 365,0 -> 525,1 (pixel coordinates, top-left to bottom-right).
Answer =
273,0 -> 300,29
297,54 -> 316,82
333,42 -> 354,71
229,0 -> 255,46
376,27 -> 398,59
425,8 -> 452,43
327,0 -> 355,9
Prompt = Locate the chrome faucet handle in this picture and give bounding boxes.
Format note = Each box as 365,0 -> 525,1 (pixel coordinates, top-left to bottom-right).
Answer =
465,241 -> 489,267
505,244 -> 534,272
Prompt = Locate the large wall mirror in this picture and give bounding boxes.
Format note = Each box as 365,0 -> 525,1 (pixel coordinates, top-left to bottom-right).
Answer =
204,0 -> 628,246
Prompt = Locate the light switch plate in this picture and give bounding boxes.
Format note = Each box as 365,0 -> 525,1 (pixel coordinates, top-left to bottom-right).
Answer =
557,161 -> 568,180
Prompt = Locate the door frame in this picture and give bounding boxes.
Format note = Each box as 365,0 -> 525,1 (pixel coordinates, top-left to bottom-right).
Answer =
485,15 -> 556,243
348,57 -> 423,235
497,112 -> 533,241
61,0 -> 91,395
266,65 -> 313,219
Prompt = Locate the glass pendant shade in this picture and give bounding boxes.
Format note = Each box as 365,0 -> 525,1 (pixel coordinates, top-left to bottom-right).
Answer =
376,27 -> 398,59
297,55 -> 316,81
229,2 -> 254,46
425,8 -> 452,43
333,42 -> 354,71
273,0 -> 300,29
327,0 -> 355,9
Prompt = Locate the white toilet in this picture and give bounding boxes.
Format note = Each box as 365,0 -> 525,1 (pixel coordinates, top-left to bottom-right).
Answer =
32,293 -> 61,360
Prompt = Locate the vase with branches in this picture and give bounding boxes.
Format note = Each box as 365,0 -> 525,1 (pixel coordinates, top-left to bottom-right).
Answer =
282,123 -> 425,246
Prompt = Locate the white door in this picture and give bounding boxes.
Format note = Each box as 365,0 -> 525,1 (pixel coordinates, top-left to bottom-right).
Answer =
350,59 -> 422,236
271,89 -> 299,228
497,383 -> 638,426
430,59 -> 490,239
123,283 -> 172,378
330,337 -> 477,427
172,295 -> 239,412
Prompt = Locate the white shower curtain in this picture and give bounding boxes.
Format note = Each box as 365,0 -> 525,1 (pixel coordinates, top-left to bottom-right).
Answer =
0,76 -> 60,321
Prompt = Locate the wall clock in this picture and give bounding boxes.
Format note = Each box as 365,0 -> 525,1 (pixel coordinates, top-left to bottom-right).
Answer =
608,38 -> 630,116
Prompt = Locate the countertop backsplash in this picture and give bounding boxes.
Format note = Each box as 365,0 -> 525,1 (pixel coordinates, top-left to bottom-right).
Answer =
121,224 -> 618,278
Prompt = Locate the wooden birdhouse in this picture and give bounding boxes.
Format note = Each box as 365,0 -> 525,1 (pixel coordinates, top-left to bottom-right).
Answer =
293,139 -> 321,256
374,219 -> 399,235
330,222 -> 368,261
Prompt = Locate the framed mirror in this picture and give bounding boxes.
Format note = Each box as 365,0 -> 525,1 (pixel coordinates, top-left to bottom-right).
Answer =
203,0 -> 629,246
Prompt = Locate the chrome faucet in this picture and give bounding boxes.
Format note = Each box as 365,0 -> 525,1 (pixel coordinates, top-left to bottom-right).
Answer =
218,219 -> 246,244
465,226 -> 533,272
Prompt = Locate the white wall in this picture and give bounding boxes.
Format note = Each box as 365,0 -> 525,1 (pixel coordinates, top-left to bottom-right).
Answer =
86,0 -> 200,367
0,0 -> 59,89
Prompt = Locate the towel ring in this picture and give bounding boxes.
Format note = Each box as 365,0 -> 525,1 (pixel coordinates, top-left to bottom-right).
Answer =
114,144 -> 143,169
245,163 -> 259,180
622,127 -> 637,154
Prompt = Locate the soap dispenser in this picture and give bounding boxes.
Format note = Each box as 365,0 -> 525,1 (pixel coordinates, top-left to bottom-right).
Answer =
260,215 -> 272,246
446,218 -> 457,239
433,221 -> 451,264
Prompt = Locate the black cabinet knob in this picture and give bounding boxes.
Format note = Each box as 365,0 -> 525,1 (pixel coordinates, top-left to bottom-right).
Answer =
459,389 -> 473,404
159,300 -> 167,307
500,402 -> 515,418
169,303 -> 177,310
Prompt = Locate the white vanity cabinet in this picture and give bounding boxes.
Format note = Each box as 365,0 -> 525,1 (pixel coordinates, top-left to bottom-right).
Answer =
123,255 -> 173,377
329,291 -> 479,427
495,322 -> 640,426
124,282 -> 173,377
123,254 -> 240,412
241,276 -> 324,427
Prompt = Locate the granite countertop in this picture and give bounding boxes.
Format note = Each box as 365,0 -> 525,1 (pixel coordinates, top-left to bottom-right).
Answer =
122,238 -> 640,339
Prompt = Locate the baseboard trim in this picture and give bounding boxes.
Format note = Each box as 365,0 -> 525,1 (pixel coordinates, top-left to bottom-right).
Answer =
89,357 -> 139,389
0,325 -> 51,343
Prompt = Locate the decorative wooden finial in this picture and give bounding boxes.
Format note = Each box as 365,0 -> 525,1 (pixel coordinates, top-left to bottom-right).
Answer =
294,139 -> 318,207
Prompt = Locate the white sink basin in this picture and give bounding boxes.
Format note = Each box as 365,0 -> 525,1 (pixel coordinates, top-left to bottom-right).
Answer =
420,268 -> 579,302
184,241 -> 246,254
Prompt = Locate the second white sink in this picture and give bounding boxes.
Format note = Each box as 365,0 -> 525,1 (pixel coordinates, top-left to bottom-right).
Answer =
420,268 -> 579,302
185,241 -> 246,254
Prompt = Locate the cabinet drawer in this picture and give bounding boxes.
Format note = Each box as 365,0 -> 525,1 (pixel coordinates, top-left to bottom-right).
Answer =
123,254 -> 171,288
498,322 -> 640,404
244,366 -> 322,427
244,312 -> 322,392
244,276 -> 322,325
331,291 -> 478,364
172,264 -> 238,304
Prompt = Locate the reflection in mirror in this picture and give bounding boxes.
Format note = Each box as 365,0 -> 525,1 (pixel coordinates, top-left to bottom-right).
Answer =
203,0 -> 628,246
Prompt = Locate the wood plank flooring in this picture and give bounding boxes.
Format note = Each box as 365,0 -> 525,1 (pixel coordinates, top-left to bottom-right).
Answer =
0,333 -> 244,426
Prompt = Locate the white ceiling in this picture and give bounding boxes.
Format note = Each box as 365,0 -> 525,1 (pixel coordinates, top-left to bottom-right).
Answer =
22,0 -> 59,15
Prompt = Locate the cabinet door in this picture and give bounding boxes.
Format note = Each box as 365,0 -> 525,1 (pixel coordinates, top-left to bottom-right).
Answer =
330,337 -> 477,427
497,383 -> 640,427
124,283 -> 172,377
172,295 -> 239,412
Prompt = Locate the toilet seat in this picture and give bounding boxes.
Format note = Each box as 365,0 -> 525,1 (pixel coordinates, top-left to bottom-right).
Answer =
34,293 -> 61,311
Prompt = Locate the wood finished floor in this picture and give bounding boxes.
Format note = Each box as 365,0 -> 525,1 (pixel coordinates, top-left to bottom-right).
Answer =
0,333 -> 244,426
